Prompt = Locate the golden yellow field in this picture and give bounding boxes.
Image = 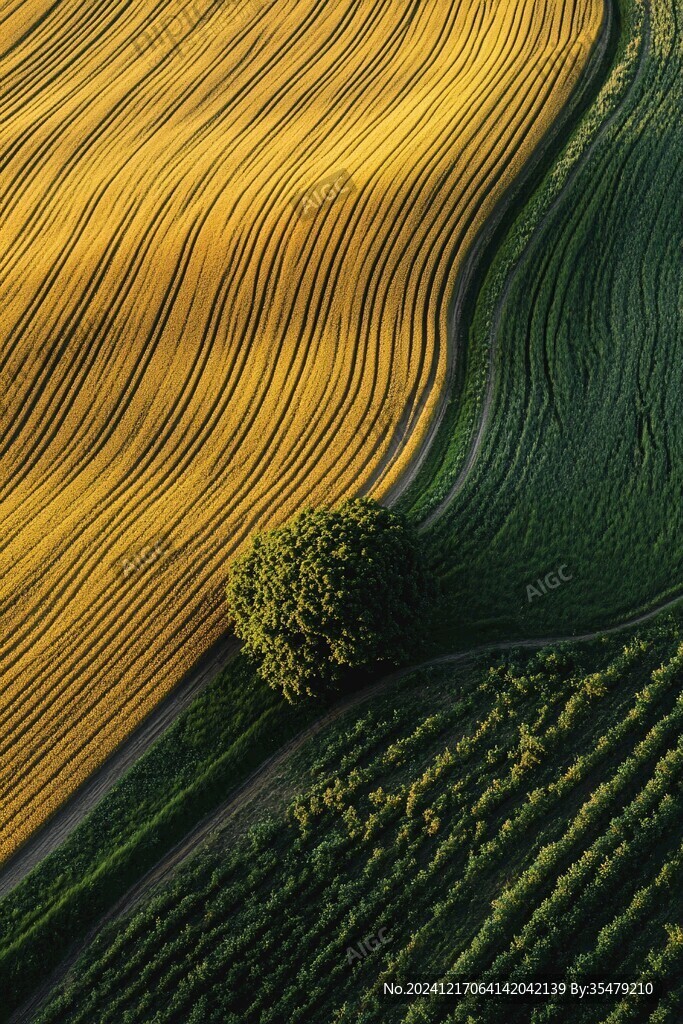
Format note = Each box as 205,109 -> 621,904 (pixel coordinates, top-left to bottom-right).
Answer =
0,0 -> 603,859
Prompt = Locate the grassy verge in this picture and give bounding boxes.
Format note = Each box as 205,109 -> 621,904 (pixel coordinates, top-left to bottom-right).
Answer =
397,0 -> 622,521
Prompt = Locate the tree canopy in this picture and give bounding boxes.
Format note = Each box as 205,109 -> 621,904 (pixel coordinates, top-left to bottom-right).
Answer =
226,497 -> 431,699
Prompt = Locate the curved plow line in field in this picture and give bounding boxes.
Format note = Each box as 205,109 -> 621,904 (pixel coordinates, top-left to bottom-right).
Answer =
0,0 -> 603,859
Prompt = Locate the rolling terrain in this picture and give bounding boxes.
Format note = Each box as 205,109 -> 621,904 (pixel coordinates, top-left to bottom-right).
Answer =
0,0 -> 604,860
1,0 -> 681,1019
0,600 -> 679,1021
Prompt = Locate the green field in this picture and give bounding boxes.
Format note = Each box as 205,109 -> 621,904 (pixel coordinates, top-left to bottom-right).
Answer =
30,613 -> 683,1023
408,0 -> 682,646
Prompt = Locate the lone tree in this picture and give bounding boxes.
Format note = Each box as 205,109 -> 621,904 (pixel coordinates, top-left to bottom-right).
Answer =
226,497 -> 432,700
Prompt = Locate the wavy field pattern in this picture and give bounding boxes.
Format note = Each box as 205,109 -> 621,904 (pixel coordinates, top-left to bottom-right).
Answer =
0,0 -> 603,858
414,0 -> 682,644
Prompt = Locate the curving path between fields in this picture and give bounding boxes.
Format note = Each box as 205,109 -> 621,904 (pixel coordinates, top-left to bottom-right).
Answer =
5,4 -> 682,1018
0,0 -> 616,903
8,588 -> 683,1024
1,0 -> 671,914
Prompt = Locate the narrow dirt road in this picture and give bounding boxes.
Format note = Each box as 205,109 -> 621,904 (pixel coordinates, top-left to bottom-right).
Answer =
418,0 -> 654,529
9,591 -> 683,1024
